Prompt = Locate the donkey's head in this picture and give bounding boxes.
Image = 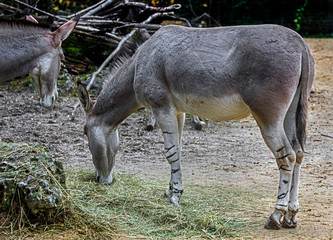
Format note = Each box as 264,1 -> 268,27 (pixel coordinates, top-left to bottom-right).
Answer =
31,17 -> 79,107
78,83 -> 119,184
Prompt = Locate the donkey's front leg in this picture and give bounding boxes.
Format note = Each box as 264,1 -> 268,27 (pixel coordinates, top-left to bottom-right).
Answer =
154,109 -> 184,205
164,141 -> 183,205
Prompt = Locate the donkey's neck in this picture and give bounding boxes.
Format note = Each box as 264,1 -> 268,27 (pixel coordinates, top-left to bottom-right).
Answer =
93,59 -> 141,126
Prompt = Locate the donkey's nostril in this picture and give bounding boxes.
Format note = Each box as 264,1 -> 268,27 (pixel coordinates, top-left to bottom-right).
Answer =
96,175 -> 100,182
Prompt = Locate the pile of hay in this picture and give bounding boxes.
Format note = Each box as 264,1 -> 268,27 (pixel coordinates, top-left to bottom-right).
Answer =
0,142 -> 67,226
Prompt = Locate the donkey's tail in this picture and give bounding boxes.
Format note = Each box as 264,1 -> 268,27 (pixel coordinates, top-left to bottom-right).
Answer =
296,42 -> 315,152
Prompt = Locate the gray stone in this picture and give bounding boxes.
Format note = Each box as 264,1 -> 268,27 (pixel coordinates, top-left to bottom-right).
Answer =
0,142 -> 66,216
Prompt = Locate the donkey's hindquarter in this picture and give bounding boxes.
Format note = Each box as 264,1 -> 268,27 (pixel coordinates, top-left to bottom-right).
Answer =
79,24 -> 314,230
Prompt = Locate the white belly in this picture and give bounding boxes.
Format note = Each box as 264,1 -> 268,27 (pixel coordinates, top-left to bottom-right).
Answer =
174,94 -> 251,121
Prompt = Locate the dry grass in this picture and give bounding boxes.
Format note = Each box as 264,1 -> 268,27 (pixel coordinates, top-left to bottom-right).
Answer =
1,167 -> 271,239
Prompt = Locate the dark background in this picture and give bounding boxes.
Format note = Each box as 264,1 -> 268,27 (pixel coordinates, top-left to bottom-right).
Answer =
173,0 -> 332,36
48,0 -> 333,36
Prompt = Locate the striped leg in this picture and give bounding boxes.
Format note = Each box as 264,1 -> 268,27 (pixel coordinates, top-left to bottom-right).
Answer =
258,124 -> 296,230
154,109 -> 184,205
282,150 -> 303,228
282,92 -> 303,228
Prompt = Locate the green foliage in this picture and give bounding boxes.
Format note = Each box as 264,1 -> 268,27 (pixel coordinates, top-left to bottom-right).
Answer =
294,0 -> 309,32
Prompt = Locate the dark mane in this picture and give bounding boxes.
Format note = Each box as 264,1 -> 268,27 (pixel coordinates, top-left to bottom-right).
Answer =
102,38 -> 140,89
0,19 -> 51,35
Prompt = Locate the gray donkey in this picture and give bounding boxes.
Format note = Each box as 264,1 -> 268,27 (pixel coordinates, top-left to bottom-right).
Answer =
0,16 -> 79,107
78,24 -> 314,230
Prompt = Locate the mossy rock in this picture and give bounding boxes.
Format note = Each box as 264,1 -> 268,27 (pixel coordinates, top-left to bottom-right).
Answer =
0,142 -> 67,218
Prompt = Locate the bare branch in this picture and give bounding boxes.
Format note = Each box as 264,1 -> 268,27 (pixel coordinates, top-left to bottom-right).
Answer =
321,134 -> 333,139
83,0 -> 116,17
68,0 -> 107,18
79,19 -> 162,30
0,3 -> 24,14
13,0 -> 68,21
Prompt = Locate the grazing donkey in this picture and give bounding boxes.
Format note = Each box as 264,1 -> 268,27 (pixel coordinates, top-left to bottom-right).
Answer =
78,24 -> 314,230
0,16 -> 79,107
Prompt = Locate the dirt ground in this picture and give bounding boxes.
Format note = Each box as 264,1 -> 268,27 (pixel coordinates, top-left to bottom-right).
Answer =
0,39 -> 332,239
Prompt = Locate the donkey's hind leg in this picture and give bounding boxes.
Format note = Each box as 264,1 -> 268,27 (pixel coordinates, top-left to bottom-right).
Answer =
154,107 -> 184,205
281,90 -> 304,228
261,124 -> 296,229
255,120 -> 297,230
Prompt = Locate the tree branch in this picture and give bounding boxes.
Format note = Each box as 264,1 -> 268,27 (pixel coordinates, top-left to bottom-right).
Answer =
13,0 -> 68,21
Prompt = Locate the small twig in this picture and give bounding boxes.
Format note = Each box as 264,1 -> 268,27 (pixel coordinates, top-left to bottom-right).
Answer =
72,29 -> 120,45
0,3 -> 24,13
79,19 -> 162,30
321,134 -> 333,139
111,2 -> 181,12
13,0 -> 68,21
83,0 -> 116,17
71,24 -> 122,41
67,0 -> 107,18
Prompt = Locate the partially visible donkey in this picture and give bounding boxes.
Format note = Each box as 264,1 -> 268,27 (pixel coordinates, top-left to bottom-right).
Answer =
0,16 -> 79,107
78,24 -> 314,230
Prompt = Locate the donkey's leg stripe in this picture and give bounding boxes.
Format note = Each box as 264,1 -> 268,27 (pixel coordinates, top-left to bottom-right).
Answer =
277,204 -> 288,207
277,154 -> 291,160
279,165 -> 292,172
170,158 -> 179,164
173,188 -> 183,194
165,145 -> 175,152
282,180 -> 289,184
166,152 -> 177,159
171,168 -> 180,173
278,191 -> 289,199
277,147 -> 285,152
275,208 -> 287,213
163,131 -> 173,134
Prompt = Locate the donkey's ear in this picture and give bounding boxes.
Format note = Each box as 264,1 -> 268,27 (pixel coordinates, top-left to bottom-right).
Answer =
50,16 -> 79,47
77,82 -> 92,112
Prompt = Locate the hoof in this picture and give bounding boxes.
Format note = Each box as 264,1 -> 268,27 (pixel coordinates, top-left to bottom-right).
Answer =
146,124 -> 154,131
282,218 -> 297,228
169,195 -> 180,206
264,216 -> 282,230
194,123 -> 203,131
164,188 -> 172,198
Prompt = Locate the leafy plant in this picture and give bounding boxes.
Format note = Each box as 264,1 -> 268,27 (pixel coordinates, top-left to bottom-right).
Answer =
294,0 -> 308,32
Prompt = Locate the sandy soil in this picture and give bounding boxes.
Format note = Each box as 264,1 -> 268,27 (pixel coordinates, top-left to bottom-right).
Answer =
0,39 -> 332,239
